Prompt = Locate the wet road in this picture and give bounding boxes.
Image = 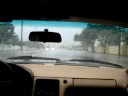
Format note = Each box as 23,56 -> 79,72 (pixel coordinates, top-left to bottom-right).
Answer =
0,48 -> 128,68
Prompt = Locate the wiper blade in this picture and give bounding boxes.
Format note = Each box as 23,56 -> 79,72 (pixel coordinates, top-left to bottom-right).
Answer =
66,59 -> 124,68
7,56 -> 60,61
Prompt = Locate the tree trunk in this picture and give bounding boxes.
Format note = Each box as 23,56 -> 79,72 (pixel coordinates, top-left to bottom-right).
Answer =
118,32 -> 121,56
103,38 -> 107,54
91,45 -> 95,53
103,45 -> 106,53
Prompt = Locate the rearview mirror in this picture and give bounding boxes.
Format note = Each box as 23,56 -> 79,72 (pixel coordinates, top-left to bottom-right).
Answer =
29,29 -> 62,43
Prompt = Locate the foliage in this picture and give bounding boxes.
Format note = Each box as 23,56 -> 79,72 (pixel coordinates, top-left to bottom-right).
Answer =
0,23 -> 20,45
121,28 -> 128,45
74,23 -> 128,53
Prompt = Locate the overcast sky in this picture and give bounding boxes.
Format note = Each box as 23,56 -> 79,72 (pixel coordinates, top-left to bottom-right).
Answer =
12,20 -> 87,45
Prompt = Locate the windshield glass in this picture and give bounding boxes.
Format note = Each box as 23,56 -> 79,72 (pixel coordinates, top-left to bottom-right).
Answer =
0,20 -> 128,68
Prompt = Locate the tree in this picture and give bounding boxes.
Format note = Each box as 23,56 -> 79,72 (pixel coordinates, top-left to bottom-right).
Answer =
122,32 -> 128,45
74,33 -> 81,41
0,23 -> 20,45
97,29 -> 114,53
6,34 -> 20,45
74,23 -> 128,54
74,23 -> 128,53
0,23 -> 14,43
119,28 -> 128,45
74,24 -> 97,52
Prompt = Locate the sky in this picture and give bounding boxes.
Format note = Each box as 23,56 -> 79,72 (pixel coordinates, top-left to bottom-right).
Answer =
12,20 -> 87,45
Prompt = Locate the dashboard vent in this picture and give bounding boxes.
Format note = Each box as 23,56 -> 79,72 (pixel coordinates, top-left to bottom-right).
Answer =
34,79 -> 59,96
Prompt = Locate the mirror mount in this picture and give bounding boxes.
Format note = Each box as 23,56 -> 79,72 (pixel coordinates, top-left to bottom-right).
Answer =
43,29 -> 48,43
44,29 -> 48,32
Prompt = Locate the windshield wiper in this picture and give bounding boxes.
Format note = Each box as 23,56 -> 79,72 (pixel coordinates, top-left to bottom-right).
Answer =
58,59 -> 124,68
7,56 -> 60,61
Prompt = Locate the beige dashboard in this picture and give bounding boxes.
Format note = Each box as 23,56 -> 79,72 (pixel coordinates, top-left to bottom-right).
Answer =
19,64 -> 128,96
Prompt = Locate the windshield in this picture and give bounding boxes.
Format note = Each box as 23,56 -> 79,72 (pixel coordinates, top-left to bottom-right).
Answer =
0,20 -> 128,68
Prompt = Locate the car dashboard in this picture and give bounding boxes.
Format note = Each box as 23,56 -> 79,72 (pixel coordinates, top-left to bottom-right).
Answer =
8,63 -> 128,96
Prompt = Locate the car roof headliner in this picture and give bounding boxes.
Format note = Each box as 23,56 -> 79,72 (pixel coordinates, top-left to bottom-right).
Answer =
0,0 -> 128,27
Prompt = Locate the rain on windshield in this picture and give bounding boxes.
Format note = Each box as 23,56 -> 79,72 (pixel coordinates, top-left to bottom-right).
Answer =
0,20 -> 128,68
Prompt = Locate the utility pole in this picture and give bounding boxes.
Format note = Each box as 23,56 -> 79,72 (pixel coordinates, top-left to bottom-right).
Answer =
21,20 -> 23,50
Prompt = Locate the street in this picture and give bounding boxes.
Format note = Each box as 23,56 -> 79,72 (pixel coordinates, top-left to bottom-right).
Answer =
0,48 -> 128,68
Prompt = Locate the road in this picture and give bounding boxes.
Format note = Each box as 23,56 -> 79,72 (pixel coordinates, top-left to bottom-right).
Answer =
0,48 -> 128,68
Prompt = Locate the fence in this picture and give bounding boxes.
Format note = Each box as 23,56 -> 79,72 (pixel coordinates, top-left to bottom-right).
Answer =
93,45 -> 128,56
